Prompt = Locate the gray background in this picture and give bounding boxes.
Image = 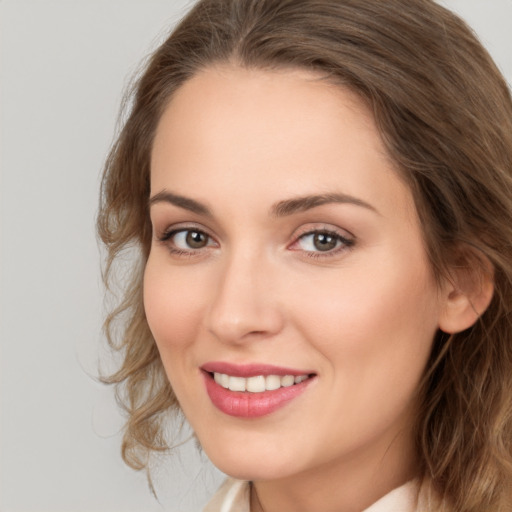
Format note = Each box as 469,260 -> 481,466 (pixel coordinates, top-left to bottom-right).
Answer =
1,1 -> 511,511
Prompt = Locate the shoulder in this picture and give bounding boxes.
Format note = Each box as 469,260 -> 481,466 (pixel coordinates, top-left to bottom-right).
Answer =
202,478 -> 441,512
364,479 -> 442,512
203,478 -> 251,512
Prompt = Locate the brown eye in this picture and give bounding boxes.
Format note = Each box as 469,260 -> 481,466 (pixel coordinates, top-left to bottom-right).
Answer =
294,229 -> 354,255
312,232 -> 338,251
162,229 -> 213,251
185,230 -> 209,249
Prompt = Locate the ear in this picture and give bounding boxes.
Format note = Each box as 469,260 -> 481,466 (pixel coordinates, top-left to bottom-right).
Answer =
438,249 -> 494,334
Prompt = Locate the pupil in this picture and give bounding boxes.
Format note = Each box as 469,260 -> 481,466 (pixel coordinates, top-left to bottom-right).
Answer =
186,231 -> 207,248
314,233 -> 337,251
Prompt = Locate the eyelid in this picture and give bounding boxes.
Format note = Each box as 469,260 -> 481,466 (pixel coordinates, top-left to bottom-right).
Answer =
156,221 -> 214,241
288,224 -> 355,257
156,222 -> 219,255
290,223 -> 355,242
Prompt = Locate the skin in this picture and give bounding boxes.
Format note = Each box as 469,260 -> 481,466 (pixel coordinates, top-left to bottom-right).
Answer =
145,65 -> 454,512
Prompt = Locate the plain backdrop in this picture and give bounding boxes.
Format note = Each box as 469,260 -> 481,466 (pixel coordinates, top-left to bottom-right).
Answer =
0,1 -> 511,511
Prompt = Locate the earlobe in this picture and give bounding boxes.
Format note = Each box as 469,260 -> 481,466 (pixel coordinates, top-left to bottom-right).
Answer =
438,252 -> 494,334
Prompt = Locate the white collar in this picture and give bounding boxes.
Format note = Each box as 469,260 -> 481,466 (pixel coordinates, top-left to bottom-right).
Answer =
204,477 -> 428,512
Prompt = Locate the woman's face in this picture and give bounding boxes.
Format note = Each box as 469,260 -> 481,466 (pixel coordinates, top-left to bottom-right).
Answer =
145,66 -> 445,483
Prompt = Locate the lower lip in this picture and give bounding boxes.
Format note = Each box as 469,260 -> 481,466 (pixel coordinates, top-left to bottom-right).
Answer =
203,372 -> 314,418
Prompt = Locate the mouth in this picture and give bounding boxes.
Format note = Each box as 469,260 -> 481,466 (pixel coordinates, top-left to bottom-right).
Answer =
200,363 -> 316,418
211,372 -> 310,392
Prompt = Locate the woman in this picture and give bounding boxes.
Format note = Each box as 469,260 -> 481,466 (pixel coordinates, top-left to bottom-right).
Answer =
97,0 -> 512,510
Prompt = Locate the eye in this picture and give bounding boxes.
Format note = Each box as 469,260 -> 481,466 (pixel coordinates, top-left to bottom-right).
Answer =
173,229 -> 210,249
158,227 -> 217,254
292,229 -> 354,256
298,232 -> 340,252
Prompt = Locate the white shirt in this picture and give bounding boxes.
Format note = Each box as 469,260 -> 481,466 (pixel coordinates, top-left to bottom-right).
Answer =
203,478 -> 434,512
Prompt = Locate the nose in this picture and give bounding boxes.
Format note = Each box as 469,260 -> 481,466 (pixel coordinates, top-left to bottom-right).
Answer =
203,250 -> 284,344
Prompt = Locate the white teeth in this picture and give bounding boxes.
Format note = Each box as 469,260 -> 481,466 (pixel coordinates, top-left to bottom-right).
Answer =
228,376 -> 246,392
281,375 -> 295,387
265,375 -> 281,391
246,375 -> 266,393
213,372 -> 309,393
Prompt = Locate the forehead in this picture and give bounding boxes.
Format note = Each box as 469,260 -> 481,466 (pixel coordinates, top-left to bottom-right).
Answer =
152,65 -> 378,165
150,65 -> 415,222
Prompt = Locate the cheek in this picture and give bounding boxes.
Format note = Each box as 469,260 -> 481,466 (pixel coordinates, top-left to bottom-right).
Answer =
289,263 -> 439,443
143,257 -> 207,356
288,255 -> 440,390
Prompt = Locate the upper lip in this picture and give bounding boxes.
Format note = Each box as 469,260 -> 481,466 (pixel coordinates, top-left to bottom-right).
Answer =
201,361 -> 315,378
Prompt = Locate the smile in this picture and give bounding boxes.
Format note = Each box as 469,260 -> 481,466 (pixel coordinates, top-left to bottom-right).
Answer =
213,372 -> 309,393
201,363 -> 316,418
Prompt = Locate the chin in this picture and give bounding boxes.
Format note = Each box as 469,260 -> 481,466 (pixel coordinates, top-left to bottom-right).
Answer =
201,437 -> 302,482
214,459 -> 296,482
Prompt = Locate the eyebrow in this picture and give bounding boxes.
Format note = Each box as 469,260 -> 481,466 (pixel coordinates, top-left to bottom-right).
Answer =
149,190 -> 213,217
271,193 -> 379,217
148,190 -> 378,217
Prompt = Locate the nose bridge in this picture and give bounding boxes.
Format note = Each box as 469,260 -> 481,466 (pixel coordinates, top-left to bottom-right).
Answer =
205,244 -> 283,343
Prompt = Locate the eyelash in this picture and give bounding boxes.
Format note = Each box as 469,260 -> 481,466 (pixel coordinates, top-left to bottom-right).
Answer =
291,229 -> 355,259
156,226 -> 355,259
157,227 -> 216,257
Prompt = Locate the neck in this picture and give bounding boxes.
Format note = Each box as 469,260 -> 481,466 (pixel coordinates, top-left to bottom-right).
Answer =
250,429 -> 418,512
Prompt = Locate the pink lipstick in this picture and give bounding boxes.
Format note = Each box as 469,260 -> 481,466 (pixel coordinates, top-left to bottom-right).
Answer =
201,362 -> 316,418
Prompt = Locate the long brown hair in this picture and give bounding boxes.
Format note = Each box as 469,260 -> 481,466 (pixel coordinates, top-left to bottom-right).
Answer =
97,1 -> 512,509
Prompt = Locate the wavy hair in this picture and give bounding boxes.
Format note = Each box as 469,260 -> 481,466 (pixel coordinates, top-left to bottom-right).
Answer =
97,1 -> 512,509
